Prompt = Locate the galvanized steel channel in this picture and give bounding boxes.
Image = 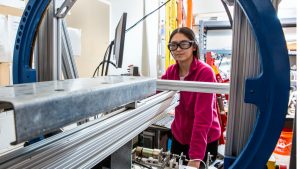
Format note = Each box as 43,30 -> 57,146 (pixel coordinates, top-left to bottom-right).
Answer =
0,76 -> 156,144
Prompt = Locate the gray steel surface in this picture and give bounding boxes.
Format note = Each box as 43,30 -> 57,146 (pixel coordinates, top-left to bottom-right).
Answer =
0,91 -> 176,169
0,76 -> 156,144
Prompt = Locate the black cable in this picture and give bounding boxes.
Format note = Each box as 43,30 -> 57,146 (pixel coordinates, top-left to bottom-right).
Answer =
92,60 -> 117,77
101,41 -> 114,76
94,45 -> 109,76
125,0 -> 171,33
104,41 -> 115,76
92,43 -> 110,77
93,62 -> 103,77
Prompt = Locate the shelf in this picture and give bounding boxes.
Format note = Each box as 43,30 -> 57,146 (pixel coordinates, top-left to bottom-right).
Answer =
0,0 -> 25,9
195,17 -> 296,30
0,62 -> 11,86
0,0 -> 25,16
0,5 -> 22,16
288,51 -> 297,57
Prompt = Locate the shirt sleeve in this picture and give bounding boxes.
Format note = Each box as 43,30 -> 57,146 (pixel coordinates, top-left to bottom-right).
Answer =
161,73 -> 167,80
157,68 -> 169,94
188,67 -> 217,160
161,68 -> 169,79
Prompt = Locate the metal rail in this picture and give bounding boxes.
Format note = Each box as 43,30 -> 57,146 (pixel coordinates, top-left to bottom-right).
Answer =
0,91 -> 177,169
157,79 -> 230,94
0,76 -> 156,144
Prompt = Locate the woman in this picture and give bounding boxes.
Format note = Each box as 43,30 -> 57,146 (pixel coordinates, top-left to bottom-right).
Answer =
161,27 -> 221,168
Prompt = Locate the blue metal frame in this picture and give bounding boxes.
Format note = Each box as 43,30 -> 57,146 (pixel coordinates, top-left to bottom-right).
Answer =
13,0 -> 50,84
13,0 -> 290,168
224,0 -> 290,168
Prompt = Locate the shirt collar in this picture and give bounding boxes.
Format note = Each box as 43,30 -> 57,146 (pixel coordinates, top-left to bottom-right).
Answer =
175,56 -> 199,79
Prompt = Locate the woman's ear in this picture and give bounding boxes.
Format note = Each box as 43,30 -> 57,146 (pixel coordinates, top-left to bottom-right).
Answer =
193,41 -> 199,50
193,44 -> 197,51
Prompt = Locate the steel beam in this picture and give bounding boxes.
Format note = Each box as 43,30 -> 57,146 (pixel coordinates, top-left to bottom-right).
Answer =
0,76 -> 156,144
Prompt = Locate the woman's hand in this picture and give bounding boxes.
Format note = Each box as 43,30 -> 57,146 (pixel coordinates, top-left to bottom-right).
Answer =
187,160 -> 200,168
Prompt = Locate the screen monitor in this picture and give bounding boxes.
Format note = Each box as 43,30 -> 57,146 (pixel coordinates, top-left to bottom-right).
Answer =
113,12 -> 127,68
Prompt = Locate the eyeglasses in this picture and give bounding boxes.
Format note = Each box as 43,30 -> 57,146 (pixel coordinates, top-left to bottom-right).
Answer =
168,40 -> 194,51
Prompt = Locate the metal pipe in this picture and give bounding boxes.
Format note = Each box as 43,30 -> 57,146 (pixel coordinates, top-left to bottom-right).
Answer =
157,79 -> 230,94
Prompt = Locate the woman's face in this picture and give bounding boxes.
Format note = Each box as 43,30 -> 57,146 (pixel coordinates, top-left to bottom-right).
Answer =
169,33 -> 195,63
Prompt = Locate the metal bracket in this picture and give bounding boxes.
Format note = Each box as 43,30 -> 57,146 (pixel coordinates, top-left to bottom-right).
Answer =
125,101 -> 138,109
55,0 -> 78,18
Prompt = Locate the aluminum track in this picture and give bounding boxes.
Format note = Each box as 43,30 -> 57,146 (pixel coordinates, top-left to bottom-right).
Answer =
157,79 -> 230,94
0,91 -> 177,169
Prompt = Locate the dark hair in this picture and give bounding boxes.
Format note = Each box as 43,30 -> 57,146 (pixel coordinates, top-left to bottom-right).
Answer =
169,27 -> 200,59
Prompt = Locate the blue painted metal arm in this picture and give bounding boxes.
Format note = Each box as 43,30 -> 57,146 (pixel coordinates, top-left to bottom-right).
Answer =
13,0 -> 50,84
225,0 -> 290,168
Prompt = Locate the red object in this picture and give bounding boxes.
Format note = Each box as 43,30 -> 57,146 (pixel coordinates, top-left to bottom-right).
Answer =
279,164 -> 287,169
274,131 -> 293,156
206,51 -> 228,145
205,52 -> 215,67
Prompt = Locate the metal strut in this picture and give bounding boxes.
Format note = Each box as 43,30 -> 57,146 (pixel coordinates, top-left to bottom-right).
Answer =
0,76 -> 156,144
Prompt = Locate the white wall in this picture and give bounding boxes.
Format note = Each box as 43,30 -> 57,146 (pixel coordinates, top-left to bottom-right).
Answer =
108,0 -> 143,76
108,0 -> 160,77
148,2 -> 160,77
66,0 -> 110,78
206,29 -> 232,50
0,111 -> 17,154
205,27 -> 296,51
141,0 -> 160,77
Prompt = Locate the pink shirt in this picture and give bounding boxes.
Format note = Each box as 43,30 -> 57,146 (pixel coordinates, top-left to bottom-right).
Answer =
161,57 -> 221,160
